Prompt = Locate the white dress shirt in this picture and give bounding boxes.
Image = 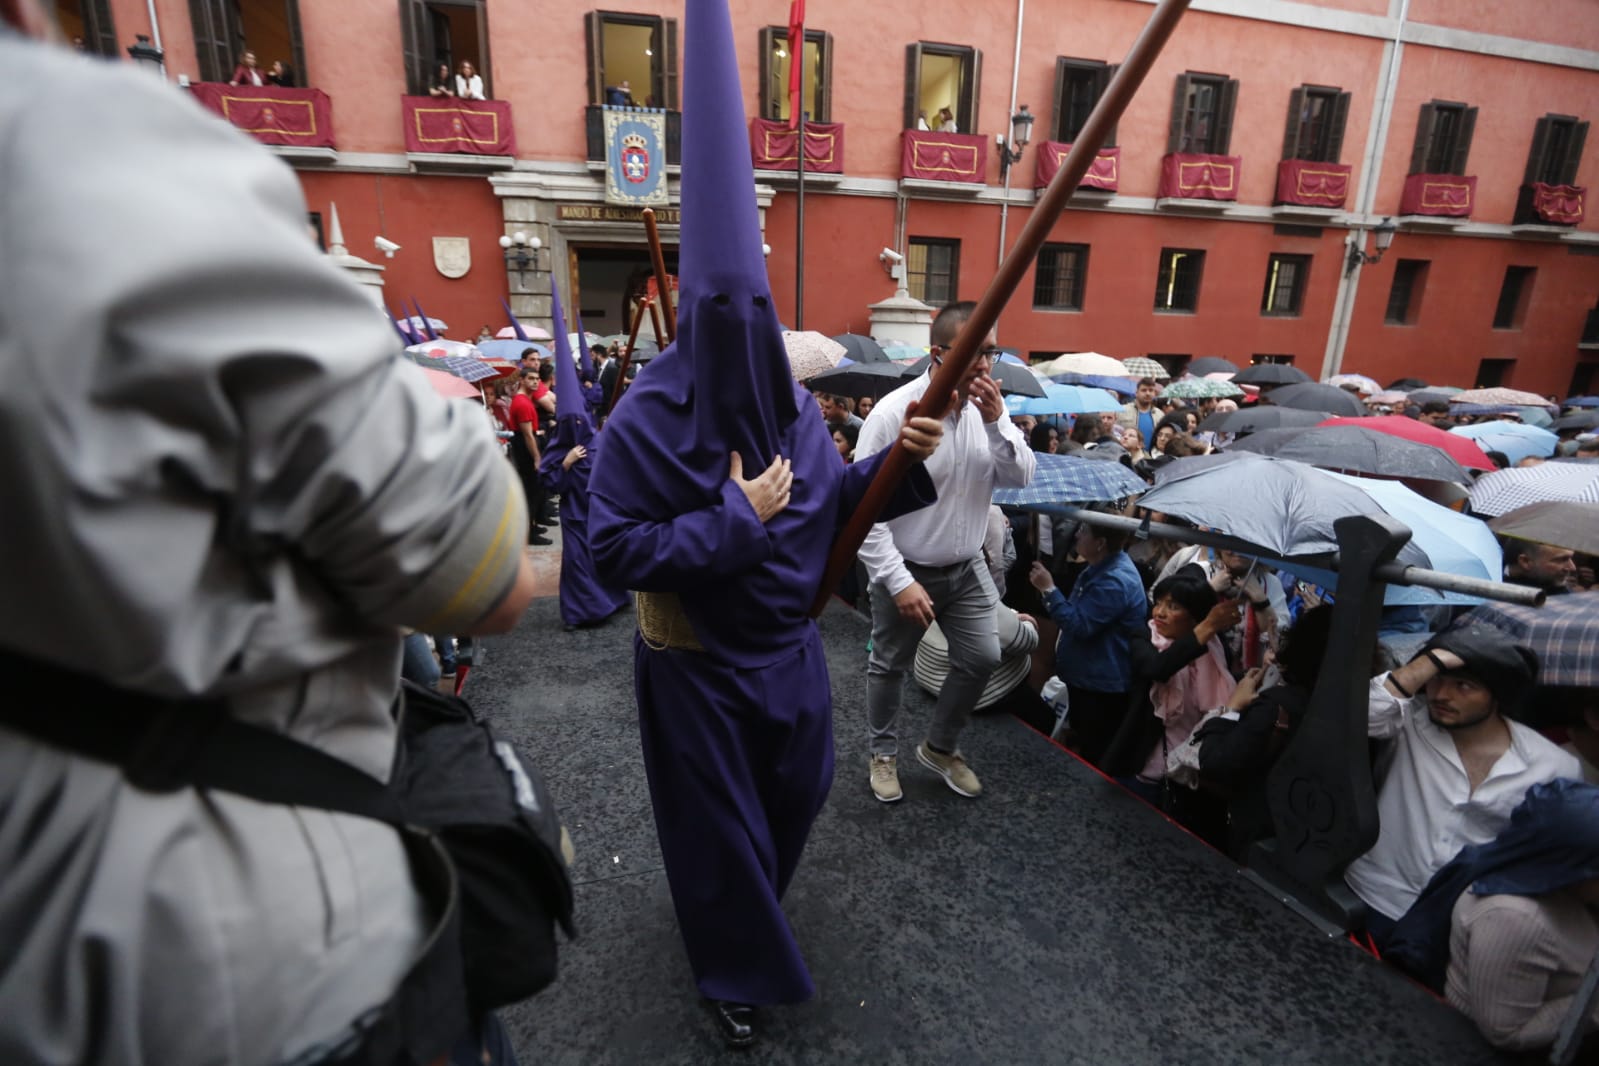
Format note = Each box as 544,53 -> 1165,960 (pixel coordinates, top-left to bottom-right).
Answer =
856,372 -> 1034,596
1344,674 -> 1579,920
456,73 -> 485,100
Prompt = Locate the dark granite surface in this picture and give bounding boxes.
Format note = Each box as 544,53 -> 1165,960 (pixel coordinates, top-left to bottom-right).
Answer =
472,597 -> 1503,1065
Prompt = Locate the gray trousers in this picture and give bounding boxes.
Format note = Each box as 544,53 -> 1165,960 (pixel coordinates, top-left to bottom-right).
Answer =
866,557 -> 1002,757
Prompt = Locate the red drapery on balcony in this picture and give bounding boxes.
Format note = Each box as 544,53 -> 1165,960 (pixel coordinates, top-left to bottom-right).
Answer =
401,97 -> 515,156
900,130 -> 987,183
1033,142 -> 1119,192
188,83 -> 334,148
1158,153 -> 1241,201
1529,182 -> 1585,224
749,118 -> 845,173
1400,173 -> 1475,217
1275,159 -> 1351,208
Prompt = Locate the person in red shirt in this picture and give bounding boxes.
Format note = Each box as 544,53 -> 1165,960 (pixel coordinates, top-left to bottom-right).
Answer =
509,368 -> 551,545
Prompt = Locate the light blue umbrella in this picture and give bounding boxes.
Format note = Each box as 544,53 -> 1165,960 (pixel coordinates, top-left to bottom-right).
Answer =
1052,372 -> 1136,396
1451,421 -> 1559,464
1008,382 -> 1123,417
477,338 -> 547,361
992,452 -> 1146,508
1565,396 -> 1599,409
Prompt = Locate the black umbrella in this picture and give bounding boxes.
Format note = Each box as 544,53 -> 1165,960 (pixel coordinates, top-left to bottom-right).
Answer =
1552,411 -> 1599,432
1197,405 -> 1327,436
1226,425 -> 1470,483
807,361 -> 908,399
831,333 -> 891,364
1232,363 -> 1312,386
900,356 -> 1045,397
1265,382 -> 1368,416
1388,377 -> 1430,390
1188,356 -> 1241,375
1407,388 -> 1459,406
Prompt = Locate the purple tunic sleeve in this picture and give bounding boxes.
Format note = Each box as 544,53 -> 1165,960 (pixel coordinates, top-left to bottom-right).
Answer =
835,449 -> 938,529
589,478 -> 774,592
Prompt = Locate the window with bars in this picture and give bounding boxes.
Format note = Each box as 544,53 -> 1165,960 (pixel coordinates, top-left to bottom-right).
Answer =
1493,266 -> 1536,330
908,238 -> 960,306
1033,244 -> 1089,310
1155,248 -> 1204,312
1053,58 -> 1116,144
1385,259 -> 1429,325
1524,114 -> 1589,186
758,27 -> 833,122
1261,254 -> 1310,316
1168,72 -> 1237,155
1409,101 -> 1477,175
1282,85 -> 1350,163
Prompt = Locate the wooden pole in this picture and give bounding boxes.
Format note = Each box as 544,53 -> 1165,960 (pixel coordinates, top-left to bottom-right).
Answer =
642,208 -> 676,342
648,300 -> 666,347
607,297 -> 650,418
808,0 -> 1193,617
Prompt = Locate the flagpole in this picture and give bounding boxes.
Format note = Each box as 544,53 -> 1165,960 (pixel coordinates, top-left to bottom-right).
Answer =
796,112 -> 805,330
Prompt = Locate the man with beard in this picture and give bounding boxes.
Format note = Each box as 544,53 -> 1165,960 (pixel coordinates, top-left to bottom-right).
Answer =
1501,537 -> 1577,595
1344,627 -> 1578,946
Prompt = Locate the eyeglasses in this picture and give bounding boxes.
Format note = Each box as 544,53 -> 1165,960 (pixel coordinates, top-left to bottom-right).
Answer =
930,344 -> 998,364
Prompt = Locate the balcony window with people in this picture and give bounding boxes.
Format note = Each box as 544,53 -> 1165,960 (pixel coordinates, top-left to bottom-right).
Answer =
903,42 -> 980,133
189,0 -> 307,87
401,0 -> 491,98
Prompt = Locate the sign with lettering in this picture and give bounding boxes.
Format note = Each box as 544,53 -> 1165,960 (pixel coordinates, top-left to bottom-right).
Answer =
557,205 -> 681,225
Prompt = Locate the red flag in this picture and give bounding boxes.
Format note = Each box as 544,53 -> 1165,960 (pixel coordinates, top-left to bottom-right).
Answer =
787,0 -> 805,129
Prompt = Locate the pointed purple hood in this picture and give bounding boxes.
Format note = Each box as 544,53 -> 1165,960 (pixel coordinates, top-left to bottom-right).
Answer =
540,278 -> 596,479
574,314 -> 598,382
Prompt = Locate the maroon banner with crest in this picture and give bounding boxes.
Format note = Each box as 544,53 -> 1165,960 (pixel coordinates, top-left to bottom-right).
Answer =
1530,182 -> 1585,224
402,97 -> 516,156
188,83 -> 335,148
1033,142 -> 1119,192
1158,153 -> 1241,200
900,130 -> 987,183
1400,173 -> 1475,217
749,118 -> 845,173
1274,159 -> 1350,208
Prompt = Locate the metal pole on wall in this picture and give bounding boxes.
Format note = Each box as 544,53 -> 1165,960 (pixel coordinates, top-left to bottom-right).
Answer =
795,112 -> 806,329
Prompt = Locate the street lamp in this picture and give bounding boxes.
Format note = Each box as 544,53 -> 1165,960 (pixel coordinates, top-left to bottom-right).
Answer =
997,104 -> 1035,178
126,34 -> 164,75
1344,217 -> 1397,276
499,231 -> 544,287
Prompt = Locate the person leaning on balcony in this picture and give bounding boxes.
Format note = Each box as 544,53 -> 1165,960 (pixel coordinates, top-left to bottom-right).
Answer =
228,49 -> 263,86
455,59 -> 485,101
428,61 -> 455,98
937,106 -> 958,133
266,59 -> 295,88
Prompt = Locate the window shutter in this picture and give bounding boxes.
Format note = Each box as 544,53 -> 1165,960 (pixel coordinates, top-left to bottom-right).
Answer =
903,43 -> 923,129
188,0 -> 227,82
966,48 -> 983,136
1560,121 -> 1588,186
818,33 -> 835,123
1052,57 -> 1069,142
1409,103 -> 1437,175
1214,77 -> 1239,155
285,0 -> 309,87
583,12 -> 604,105
1450,105 -> 1477,175
1281,86 -> 1306,161
758,27 -> 774,119
1524,116 -> 1554,186
475,1 -> 492,99
1326,90 -> 1351,163
1103,63 -> 1120,146
397,0 -> 429,95
1167,73 -> 1190,154
85,0 -> 117,57
663,18 -> 680,110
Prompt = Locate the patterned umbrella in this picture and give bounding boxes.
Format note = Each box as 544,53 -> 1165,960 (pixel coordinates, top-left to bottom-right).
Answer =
1265,382 -> 1368,416
1489,501 -> 1599,555
1328,373 -> 1381,395
402,350 -> 498,383
405,339 -> 479,359
1468,462 -> 1599,516
1162,377 -> 1244,400
1451,421 -> 1559,464
782,330 -> 848,382
1039,351 -> 1129,377
992,452 -> 1147,508
1407,387 -> 1464,405
1122,356 -> 1170,380
1368,390 -> 1410,406
880,344 -> 929,362
831,333 -> 892,364
1452,387 -> 1552,407
1232,363 -> 1312,386
1461,593 -> 1599,688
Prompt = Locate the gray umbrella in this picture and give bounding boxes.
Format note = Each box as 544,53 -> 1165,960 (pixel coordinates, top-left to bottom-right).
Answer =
807,361 -> 908,399
900,356 -> 1046,397
831,333 -> 892,364
1265,382 -> 1368,416
1552,411 -> 1599,432
1226,424 -> 1470,483
1232,363 -> 1313,386
1196,406 -> 1326,435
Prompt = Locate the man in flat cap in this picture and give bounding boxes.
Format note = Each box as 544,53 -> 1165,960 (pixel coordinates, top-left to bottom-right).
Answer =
1345,626 -> 1579,946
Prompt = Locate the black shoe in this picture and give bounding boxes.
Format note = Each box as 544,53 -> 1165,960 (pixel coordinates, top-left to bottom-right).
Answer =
707,1000 -> 756,1048
528,532 -> 553,546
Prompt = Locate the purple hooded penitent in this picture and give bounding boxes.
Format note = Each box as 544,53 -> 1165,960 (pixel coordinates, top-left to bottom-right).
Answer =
539,281 -> 626,626
584,0 -> 935,1009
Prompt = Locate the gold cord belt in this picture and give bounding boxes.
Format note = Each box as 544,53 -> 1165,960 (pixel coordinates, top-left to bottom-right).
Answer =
635,591 -> 706,652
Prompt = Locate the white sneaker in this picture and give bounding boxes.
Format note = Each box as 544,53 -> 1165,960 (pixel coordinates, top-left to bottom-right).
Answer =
869,754 -> 902,803
916,742 -> 982,797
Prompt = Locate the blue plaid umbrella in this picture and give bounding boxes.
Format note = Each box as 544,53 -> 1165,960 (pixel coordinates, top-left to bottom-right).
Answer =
1462,592 -> 1599,688
992,452 -> 1146,509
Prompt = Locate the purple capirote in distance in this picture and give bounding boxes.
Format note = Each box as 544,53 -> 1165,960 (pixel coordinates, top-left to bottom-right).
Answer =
585,0 -> 936,1007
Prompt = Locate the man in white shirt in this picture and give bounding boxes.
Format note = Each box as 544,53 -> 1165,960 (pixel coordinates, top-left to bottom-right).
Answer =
1345,627 -> 1579,943
857,301 -> 1035,802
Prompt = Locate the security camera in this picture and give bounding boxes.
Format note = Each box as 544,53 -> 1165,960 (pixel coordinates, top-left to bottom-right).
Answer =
374,236 -> 401,257
879,248 -> 904,264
